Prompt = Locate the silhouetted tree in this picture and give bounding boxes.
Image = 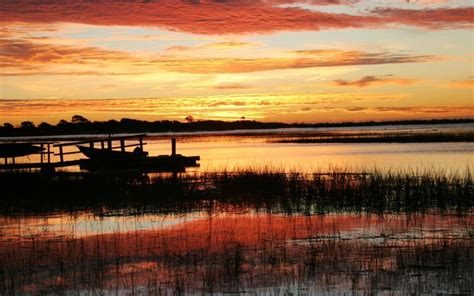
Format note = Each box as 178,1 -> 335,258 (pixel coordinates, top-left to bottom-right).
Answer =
38,122 -> 53,129
20,121 -> 35,129
3,122 -> 13,129
57,119 -> 69,127
185,116 -> 194,123
71,115 -> 90,124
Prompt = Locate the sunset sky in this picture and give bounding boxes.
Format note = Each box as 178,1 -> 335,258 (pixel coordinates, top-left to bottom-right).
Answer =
0,0 -> 473,124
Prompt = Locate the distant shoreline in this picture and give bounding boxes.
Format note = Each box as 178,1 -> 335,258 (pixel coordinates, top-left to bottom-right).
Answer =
272,133 -> 474,144
1,118 -> 473,138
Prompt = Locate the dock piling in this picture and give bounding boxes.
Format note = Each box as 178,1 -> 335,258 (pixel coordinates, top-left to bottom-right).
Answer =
171,138 -> 176,156
47,143 -> 51,163
59,146 -> 64,163
40,143 -> 44,164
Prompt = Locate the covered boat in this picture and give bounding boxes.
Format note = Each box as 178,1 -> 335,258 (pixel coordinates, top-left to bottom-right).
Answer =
77,145 -> 199,171
0,143 -> 44,158
77,145 -> 148,161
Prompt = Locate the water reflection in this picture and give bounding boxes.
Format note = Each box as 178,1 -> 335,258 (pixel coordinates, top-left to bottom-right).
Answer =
1,210 -> 472,294
4,124 -> 474,173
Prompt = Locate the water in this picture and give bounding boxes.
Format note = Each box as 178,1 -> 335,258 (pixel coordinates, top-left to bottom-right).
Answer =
6,123 -> 474,173
1,210 -> 472,294
1,123 -> 473,294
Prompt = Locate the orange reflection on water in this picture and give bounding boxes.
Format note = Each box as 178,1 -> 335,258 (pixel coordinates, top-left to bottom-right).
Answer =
0,211 -> 472,294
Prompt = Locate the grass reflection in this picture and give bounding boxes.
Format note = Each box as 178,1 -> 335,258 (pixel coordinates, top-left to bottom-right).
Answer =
0,212 -> 472,294
0,168 -> 472,294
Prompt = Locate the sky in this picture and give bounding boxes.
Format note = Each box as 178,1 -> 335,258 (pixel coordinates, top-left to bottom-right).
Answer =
0,0 -> 473,125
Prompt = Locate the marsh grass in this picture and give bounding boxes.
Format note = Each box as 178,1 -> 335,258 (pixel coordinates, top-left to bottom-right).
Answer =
0,167 -> 471,294
270,131 -> 474,143
0,167 -> 471,215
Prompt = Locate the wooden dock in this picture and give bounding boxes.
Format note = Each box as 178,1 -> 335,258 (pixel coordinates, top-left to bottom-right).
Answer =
0,134 -> 199,172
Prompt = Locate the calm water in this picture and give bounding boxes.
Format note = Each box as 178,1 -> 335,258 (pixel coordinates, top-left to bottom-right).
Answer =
7,123 -> 474,173
1,124 -> 473,294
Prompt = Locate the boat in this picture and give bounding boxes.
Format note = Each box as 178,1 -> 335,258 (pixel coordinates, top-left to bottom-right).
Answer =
77,145 -> 199,171
77,145 -> 148,161
0,143 -> 44,158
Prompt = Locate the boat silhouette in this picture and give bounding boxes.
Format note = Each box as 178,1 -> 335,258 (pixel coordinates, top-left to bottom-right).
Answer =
0,143 -> 44,158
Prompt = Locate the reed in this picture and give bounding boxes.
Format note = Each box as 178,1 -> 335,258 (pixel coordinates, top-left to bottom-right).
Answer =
270,131 -> 474,143
0,167 -> 471,215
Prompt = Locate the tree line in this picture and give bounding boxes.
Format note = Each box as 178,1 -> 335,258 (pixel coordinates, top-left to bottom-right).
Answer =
1,115 -> 473,137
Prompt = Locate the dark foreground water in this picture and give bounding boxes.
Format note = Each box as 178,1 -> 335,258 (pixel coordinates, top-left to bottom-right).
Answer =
1,209 -> 473,295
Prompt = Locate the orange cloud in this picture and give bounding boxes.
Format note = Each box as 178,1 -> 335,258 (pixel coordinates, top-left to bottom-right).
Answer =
0,1 -> 472,35
0,39 -> 133,70
204,41 -> 261,49
213,83 -> 251,90
373,7 -> 474,30
443,79 -> 474,89
332,75 -> 420,88
164,41 -> 261,53
156,50 -> 438,73
0,39 -> 440,75
344,106 -> 474,114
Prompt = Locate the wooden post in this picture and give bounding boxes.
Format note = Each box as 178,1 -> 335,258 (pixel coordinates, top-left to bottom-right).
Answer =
107,139 -> 112,150
47,143 -> 51,163
40,143 -> 44,164
171,138 -> 176,156
101,141 -> 105,149
59,146 -> 64,163
139,137 -> 143,151
12,157 -> 15,165
89,141 -> 94,148
120,139 -> 125,152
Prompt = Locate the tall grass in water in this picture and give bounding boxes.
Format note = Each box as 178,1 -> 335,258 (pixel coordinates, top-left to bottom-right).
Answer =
0,168 -> 472,294
201,167 -> 472,214
270,131 -> 474,143
0,167 -> 471,215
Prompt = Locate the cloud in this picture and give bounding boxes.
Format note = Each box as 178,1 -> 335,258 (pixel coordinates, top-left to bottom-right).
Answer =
372,6 -> 474,30
0,71 -> 144,77
155,50 -> 438,73
0,38 -> 133,69
213,83 -> 251,89
0,1 -> 472,35
203,41 -> 261,49
332,75 -> 419,87
165,41 -> 261,53
3,94 -> 472,124
354,106 -> 474,114
443,79 -> 474,89
0,38 -> 440,75
0,0 -> 379,35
